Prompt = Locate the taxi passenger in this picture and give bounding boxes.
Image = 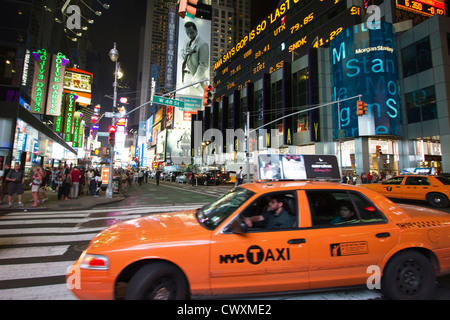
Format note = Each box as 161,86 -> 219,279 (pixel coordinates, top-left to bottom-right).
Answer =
244,195 -> 294,229
331,202 -> 358,225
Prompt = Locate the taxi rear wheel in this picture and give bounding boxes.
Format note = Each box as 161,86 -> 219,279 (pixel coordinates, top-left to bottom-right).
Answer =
125,262 -> 188,300
426,193 -> 449,208
381,251 -> 435,300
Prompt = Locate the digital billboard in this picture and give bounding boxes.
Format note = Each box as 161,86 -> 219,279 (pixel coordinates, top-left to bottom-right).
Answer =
330,21 -> 402,139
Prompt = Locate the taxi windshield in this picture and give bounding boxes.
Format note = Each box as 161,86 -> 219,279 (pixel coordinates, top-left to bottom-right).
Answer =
196,187 -> 255,230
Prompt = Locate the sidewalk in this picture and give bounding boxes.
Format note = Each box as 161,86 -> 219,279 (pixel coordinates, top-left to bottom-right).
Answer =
0,186 -> 124,212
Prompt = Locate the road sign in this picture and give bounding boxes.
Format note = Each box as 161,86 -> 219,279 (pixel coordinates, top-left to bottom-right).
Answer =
152,95 -> 185,108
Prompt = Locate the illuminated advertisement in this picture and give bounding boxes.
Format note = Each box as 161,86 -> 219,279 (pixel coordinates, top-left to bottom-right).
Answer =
257,154 -> 340,181
396,0 -> 446,17
330,22 -> 402,139
64,68 -> 92,93
165,129 -> 191,165
176,13 -> 211,106
165,4 -> 178,90
46,52 -> 69,116
30,49 -> 50,114
63,91 -> 77,142
156,130 -> 166,162
63,68 -> 93,106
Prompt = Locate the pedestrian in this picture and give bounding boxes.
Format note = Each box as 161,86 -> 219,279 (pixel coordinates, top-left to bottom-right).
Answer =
0,164 -> 10,204
38,167 -> 49,204
50,167 -> 59,192
94,172 -> 102,197
138,170 -> 144,185
6,162 -> 25,208
237,166 -> 243,185
31,166 -> 42,207
59,168 -> 71,201
144,170 -> 149,183
70,166 -> 82,199
155,171 -> 160,186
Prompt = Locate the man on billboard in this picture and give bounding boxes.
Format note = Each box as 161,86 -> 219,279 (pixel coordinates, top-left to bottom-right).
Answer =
180,21 -> 209,96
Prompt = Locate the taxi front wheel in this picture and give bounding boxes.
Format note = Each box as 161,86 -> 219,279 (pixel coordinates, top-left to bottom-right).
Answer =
381,251 -> 435,300
125,262 -> 189,300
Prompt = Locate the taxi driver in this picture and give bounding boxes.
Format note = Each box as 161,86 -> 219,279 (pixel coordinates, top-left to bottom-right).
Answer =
244,196 -> 294,229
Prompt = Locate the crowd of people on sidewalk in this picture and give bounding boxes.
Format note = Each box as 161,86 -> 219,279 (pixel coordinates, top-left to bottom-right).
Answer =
341,171 -> 393,185
0,163 -> 106,208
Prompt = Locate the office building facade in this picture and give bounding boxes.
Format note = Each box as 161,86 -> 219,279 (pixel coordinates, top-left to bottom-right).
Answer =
207,0 -> 450,175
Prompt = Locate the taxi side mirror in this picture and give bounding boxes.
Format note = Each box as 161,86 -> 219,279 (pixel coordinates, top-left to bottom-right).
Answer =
231,219 -> 248,234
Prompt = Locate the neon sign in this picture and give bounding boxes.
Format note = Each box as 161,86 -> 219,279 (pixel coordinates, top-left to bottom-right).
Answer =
46,52 -> 69,116
30,49 -> 49,114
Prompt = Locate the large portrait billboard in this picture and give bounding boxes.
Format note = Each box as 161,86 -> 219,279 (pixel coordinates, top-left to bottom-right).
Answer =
176,14 -> 211,106
330,22 -> 402,139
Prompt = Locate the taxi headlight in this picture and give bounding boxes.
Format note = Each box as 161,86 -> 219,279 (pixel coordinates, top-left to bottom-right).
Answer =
80,254 -> 110,270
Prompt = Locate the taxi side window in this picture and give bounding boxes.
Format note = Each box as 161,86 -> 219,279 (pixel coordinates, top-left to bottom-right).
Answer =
306,190 -> 386,227
239,192 -> 298,231
405,177 -> 430,185
384,176 -> 404,185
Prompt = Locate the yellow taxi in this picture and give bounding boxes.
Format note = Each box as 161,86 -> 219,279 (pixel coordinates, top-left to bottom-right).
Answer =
67,155 -> 450,300
361,175 -> 450,208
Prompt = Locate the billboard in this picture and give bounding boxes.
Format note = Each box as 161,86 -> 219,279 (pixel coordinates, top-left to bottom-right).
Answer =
257,154 -> 340,181
165,129 -> 191,165
176,14 -> 211,105
330,22 -> 402,139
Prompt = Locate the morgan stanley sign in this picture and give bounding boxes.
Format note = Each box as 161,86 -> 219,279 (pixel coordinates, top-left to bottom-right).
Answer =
330,21 -> 402,140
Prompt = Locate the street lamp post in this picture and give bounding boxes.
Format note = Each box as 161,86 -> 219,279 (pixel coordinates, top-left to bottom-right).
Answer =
105,42 -> 119,199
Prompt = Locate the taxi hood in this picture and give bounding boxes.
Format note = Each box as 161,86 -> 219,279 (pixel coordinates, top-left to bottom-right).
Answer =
89,209 -> 205,249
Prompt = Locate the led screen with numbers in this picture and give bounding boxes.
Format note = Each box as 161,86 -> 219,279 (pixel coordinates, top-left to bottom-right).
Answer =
214,0 -> 362,99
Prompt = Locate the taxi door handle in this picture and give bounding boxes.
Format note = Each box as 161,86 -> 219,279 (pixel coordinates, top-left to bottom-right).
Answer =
288,238 -> 306,244
376,232 -> 391,238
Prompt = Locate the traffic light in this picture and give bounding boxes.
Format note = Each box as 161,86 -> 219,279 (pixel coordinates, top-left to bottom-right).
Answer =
202,84 -> 213,107
108,125 -> 116,147
178,0 -> 197,18
376,145 -> 382,157
356,100 -> 368,116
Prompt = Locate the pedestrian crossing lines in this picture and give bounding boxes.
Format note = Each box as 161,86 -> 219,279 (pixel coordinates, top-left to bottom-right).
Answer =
0,205 -> 204,300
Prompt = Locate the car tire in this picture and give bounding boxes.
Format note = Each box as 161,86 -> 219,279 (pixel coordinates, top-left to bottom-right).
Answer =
381,250 -> 435,300
426,193 -> 449,208
125,262 -> 189,300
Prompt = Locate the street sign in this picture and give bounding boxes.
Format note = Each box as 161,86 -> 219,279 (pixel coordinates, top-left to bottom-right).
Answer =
152,95 -> 185,108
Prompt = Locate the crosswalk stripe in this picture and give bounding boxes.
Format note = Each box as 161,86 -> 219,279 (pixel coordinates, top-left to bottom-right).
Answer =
0,228 -> 100,235
0,246 -> 69,259
0,215 -> 143,226
0,261 -> 74,281
0,233 -> 97,246
0,284 -> 76,300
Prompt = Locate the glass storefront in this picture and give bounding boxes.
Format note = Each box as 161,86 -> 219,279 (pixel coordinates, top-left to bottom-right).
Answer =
9,117 -> 76,176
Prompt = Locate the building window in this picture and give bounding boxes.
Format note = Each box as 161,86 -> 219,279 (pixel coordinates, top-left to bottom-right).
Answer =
401,37 -> 432,78
405,86 -> 437,124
